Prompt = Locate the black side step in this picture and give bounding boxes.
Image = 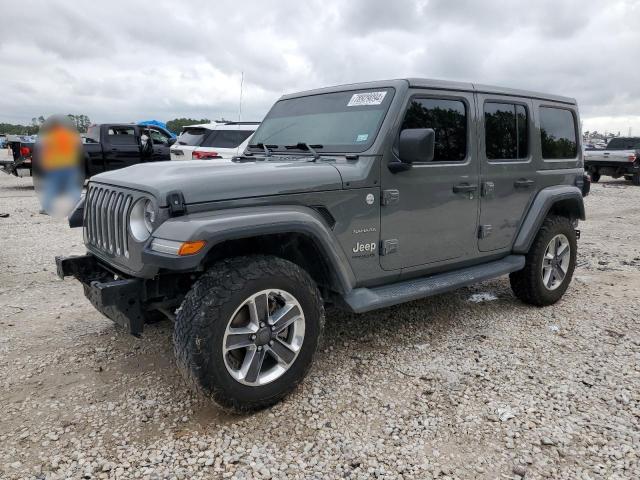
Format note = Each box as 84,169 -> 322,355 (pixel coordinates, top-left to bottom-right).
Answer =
343,255 -> 525,313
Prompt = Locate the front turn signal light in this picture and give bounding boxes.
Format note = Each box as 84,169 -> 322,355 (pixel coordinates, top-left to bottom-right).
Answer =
178,240 -> 206,256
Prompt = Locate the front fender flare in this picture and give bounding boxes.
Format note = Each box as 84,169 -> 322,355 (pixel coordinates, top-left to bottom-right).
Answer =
142,205 -> 356,294
513,185 -> 585,254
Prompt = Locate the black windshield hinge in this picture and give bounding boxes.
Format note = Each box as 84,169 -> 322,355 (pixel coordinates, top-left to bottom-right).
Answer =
167,191 -> 186,217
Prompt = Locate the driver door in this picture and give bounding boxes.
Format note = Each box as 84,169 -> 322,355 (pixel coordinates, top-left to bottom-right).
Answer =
148,128 -> 172,162
379,90 -> 480,271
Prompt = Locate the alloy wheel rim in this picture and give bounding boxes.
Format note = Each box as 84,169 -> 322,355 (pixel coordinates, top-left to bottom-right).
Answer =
222,289 -> 305,386
541,234 -> 571,291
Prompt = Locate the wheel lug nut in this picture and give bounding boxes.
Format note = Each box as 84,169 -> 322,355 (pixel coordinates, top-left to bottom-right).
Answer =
260,322 -> 265,328
269,340 -> 274,346
257,346 -> 262,351
250,334 -> 256,340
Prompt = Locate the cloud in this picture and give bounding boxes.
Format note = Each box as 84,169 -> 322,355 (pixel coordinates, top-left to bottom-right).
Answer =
0,0 -> 638,133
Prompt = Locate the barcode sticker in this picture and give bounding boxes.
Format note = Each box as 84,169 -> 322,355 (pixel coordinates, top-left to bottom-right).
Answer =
347,91 -> 387,107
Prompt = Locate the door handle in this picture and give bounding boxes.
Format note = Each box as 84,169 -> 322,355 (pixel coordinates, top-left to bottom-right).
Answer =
453,183 -> 478,193
514,179 -> 535,188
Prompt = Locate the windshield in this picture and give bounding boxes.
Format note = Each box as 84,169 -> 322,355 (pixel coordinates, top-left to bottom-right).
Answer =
177,127 -> 210,146
249,88 -> 395,153
606,137 -> 640,150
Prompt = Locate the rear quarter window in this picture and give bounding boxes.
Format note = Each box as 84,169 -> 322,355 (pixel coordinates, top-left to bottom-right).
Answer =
201,130 -> 254,148
177,128 -> 210,146
539,107 -> 577,159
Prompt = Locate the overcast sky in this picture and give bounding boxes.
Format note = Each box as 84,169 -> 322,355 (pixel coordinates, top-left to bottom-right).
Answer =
1,0 -> 639,134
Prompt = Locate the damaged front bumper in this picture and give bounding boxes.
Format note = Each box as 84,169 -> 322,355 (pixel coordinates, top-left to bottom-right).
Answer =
55,254 -> 145,335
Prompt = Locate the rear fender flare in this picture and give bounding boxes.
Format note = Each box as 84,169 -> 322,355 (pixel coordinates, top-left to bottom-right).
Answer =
513,186 -> 585,254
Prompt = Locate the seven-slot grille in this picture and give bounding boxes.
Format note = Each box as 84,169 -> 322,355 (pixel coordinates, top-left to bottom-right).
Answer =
84,185 -> 133,258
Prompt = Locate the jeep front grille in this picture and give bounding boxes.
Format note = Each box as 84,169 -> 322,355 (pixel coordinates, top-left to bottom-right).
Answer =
84,185 -> 133,258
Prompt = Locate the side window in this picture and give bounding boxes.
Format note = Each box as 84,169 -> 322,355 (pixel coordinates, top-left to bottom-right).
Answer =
539,107 -> 577,159
484,102 -> 528,159
401,98 -> 467,161
107,126 -> 137,146
149,129 -> 170,146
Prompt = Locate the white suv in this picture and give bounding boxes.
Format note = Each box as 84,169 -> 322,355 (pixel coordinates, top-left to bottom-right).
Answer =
170,121 -> 259,161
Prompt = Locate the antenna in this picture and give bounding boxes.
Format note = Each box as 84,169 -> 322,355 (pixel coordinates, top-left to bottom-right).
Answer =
238,72 -> 244,123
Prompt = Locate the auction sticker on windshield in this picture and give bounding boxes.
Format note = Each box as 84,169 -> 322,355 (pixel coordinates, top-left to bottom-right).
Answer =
347,91 -> 387,107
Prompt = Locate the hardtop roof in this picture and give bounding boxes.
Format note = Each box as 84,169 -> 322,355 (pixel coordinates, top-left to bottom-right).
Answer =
181,122 -> 260,131
280,78 -> 576,105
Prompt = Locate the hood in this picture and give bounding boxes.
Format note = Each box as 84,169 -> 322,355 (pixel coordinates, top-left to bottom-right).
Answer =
91,160 -> 343,206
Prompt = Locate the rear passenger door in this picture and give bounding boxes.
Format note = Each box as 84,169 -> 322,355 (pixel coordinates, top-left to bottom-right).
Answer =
477,95 -> 536,251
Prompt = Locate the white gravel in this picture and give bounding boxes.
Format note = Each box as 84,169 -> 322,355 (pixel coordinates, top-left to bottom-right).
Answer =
0,167 -> 639,480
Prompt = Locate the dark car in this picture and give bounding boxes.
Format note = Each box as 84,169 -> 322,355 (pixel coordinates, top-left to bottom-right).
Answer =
83,124 -> 175,178
58,78 -> 588,412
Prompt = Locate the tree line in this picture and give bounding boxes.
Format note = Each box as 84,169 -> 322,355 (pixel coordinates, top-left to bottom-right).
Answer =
0,114 -> 93,135
2,116 -> 229,137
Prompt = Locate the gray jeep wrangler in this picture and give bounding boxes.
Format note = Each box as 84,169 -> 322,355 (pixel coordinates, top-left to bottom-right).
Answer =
57,79 -> 589,412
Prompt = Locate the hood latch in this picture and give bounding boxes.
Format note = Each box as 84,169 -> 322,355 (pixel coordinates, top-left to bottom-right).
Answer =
167,191 -> 186,217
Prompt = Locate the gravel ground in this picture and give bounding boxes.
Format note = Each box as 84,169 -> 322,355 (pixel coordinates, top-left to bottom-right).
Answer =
0,161 -> 639,480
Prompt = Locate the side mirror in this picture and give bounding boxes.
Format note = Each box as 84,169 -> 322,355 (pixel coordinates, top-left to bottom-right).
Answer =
398,128 -> 435,164
167,137 -> 176,146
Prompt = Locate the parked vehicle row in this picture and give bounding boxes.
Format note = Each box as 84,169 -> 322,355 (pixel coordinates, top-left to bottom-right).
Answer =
58,78 -> 589,412
0,134 -> 36,177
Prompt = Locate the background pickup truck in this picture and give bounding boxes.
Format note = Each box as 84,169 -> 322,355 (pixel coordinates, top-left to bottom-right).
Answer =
584,137 -> 640,185
83,124 -> 175,178
0,134 -> 36,177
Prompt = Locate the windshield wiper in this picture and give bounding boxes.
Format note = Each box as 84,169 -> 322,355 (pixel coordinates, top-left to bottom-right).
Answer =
249,143 -> 278,157
284,142 -> 323,160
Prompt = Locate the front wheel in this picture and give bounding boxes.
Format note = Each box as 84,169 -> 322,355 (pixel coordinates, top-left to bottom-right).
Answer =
174,255 -> 324,412
510,216 -> 577,306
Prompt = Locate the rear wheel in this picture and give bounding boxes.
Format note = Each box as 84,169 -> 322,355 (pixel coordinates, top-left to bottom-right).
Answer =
590,171 -> 601,182
510,216 -> 577,306
174,255 -> 324,412
632,173 -> 640,186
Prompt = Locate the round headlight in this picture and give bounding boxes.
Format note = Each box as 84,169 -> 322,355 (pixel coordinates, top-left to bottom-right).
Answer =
129,199 -> 155,242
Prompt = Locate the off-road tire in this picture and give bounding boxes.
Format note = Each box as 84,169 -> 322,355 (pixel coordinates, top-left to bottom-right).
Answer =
174,255 -> 324,412
590,171 -> 600,183
509,215 -> 577,306
632,172 -> 640,186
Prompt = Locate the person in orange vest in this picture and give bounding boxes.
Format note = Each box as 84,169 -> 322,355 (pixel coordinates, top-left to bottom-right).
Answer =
37,116 -> 82,216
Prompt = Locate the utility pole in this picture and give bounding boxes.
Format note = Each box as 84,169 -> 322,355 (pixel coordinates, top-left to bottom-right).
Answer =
238,72 -> 244,123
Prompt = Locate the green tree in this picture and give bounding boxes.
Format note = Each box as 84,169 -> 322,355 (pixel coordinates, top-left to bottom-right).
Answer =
166,118 -> 211,134
0,123 -> 38,135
